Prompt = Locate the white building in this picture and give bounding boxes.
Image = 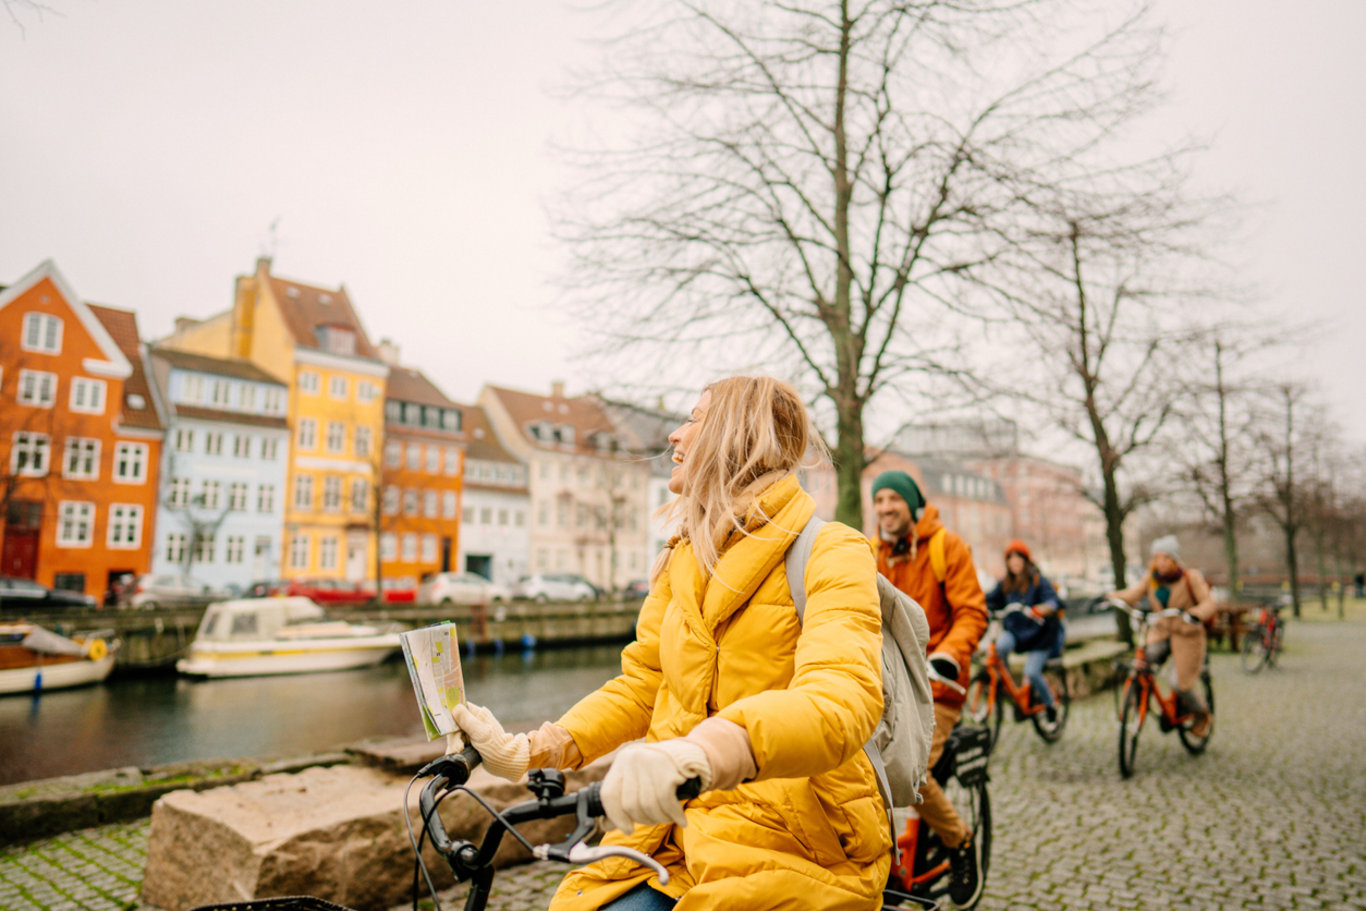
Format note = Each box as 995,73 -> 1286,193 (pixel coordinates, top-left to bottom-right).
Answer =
455,404 -> 530,587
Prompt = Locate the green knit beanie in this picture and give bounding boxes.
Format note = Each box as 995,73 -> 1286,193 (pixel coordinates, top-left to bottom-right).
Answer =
871,471 -> 925,517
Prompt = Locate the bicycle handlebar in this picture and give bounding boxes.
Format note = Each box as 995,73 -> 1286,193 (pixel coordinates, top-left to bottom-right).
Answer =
1107,600 -> 1200,626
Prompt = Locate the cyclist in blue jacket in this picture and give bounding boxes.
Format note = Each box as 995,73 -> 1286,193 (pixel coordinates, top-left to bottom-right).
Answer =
984,539 -> 1065,722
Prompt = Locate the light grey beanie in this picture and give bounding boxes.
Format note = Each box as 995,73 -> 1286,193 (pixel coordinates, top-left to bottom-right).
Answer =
1150,534 -> 1180,560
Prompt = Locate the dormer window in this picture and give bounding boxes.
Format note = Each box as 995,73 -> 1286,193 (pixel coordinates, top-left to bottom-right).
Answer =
315,325 -> 356,356
556,424 -> 575,446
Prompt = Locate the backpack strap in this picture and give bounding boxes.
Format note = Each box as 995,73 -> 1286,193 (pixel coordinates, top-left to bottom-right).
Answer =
928,527 -> 947,584
785,515 -> 899,857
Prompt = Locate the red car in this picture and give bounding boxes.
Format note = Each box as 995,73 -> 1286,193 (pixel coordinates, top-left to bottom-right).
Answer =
282,578 -> 373,606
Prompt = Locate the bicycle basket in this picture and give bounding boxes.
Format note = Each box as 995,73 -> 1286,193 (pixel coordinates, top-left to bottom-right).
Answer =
950,726 -> 991,788
188,898 -> 358,911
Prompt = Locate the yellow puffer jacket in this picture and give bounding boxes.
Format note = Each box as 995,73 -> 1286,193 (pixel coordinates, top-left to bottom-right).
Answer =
549,474 -> 891,911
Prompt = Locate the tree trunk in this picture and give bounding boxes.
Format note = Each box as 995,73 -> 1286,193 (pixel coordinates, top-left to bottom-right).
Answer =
1101,465 -> 1134,645
833,399 -> 866,528
1285,525 -> 1301,618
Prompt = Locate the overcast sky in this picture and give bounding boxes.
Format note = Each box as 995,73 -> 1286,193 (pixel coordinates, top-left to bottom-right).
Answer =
2,0 -> 1362,446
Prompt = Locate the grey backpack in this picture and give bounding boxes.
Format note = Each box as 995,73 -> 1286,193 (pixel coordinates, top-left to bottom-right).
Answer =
785,517 -> 936,814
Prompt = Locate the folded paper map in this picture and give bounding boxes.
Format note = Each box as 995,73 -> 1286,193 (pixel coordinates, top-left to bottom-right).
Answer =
399,621 -> 467,740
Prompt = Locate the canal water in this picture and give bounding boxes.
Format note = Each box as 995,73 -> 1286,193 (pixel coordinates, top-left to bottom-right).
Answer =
0,645 -> 626,786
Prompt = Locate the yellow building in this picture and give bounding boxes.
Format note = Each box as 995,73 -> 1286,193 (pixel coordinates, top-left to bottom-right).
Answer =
160,257 -> 389,581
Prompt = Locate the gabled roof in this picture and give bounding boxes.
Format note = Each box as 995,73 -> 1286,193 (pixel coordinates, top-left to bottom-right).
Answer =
89,304 -> 162,431
150,347 -> 287,386
0,259 -> 131,380
386,365 -> 459,410
461,405 -> 520,465
484,384 -> 618,455
266,273 -> 379,360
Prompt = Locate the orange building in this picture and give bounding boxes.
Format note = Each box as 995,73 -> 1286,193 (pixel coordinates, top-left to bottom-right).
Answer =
377,363 -> 465,589
0,261 -> 163,603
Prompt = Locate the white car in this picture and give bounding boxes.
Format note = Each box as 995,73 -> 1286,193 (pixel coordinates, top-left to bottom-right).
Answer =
127,574 -> 228,610
417,572 -> 510,607
511,573 -> 598,602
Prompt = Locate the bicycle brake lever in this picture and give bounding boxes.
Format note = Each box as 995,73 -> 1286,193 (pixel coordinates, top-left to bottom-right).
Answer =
534,843 -> 671,885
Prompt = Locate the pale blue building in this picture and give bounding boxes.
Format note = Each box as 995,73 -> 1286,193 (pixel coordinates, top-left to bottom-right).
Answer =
147,348 -> 291,592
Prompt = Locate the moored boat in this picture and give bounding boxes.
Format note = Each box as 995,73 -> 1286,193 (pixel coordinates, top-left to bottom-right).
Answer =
0,622 -> 118,695
176,597 -> 403,678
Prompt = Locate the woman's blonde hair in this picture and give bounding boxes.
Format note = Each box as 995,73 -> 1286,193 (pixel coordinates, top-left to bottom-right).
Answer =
666,375 -> 817,576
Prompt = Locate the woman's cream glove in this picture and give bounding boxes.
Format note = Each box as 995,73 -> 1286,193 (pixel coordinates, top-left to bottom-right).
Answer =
450,703 -> 529,782
600,740 -> 712,832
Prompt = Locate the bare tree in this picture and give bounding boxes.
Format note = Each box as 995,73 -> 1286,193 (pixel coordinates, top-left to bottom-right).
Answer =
560,0 -> 1181,526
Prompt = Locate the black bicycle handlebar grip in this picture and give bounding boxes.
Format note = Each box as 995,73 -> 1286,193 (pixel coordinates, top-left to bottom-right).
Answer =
676,776 -> 702,800
580,776 -> 702,819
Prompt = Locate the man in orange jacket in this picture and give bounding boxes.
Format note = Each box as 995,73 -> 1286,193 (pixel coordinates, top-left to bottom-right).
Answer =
872,470 -> 989,908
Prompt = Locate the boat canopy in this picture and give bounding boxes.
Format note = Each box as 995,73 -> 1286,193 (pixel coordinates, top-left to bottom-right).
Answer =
194,597 -> 330,643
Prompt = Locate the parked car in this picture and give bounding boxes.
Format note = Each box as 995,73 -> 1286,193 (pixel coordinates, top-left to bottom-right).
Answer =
417,572 -> 510,607
0,576 -> 99,612
281,578 -> 372,606
127,574 -> 228,610
245,579 -> 290,598
364,577 -> 420,604
511,573 -> 598,602
622,578 -> 651,600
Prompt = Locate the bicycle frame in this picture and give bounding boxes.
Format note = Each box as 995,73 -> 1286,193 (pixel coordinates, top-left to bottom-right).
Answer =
977,642 -> 1041,719
1116,609 -> 1200,730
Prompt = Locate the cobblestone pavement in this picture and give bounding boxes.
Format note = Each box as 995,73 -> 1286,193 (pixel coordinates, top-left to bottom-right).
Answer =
3,616 -> 1363,910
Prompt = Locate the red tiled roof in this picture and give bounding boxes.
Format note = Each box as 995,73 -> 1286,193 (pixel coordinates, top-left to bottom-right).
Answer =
172,405 -> 290,429
266,274 -> 379,359
387,366 -> 459,410
461,404 -> 520,464
88,304 -> 162,432
150,347 -> 286,385
484,384 -> 617,454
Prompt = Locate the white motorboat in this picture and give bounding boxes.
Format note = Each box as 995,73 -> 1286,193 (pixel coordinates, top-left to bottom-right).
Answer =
0,622 -> 117,695
176,597 -> 402,678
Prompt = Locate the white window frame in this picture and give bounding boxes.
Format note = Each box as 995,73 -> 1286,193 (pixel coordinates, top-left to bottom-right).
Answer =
289,534 -> 311,570
233,434 -> 251,458
442,491 -> 457,519
11,432 -> 51,477
228,482 -> 249,511
425,447 -> 440,474
294,474 -> 314,510
325,421 -> 345,454
401,533 -> 418,562
62,437 -> 100,480
385,441 -> 402,469
319,535 -> 339,570
165,532 -> 187,565
17,369 -> 57,407
225,535 -> 245,564
350,478 -> 368,513
174,428 -> 195,452
22,312 -> 63,353
383,485 -> 400,515
107,504 -> 144,549
113,442 -> 149,484
380,532 -> 398,562
69,378 -> 107,415
354,426 -> 371,458
257,484 -> 276,513
204,432 -> 224,456
261,437 -> 279,460
421,534 -> 437,563
56,501 -> 94,547
406,444 -> 422,471
323,475 -> 342,512
299,370 -> 320,394
329,376 -> 348,401
167,476 -> 190,507
423,489 -> 438,518
298,418 -> 317,450
357,381 -> 378,404
199,479 -> 221,509
444,447 -> 459,476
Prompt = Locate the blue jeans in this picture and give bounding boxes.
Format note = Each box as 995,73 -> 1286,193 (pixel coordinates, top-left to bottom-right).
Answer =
997,625 -> 1064,708
601,883 -> 678,910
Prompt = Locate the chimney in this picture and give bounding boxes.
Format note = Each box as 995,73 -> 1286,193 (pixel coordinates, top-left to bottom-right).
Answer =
256,256 -> 273,275
377,337 -> 400,366
551,380 -> 565,399
174,316 -> 200,334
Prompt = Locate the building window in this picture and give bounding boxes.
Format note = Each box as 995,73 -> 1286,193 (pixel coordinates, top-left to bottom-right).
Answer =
298,418 -> 317,450
233,434 -> 251,458
114,443 -> 148,483
210,380 -> 230,407
319,535 -> 339,570
481,506 -> 493,525
225,535 -> 245,564
56,501 -> 94,547
514,509 -> 525,527
240,384 -> 257,411
401,533 -> 418,562
383,485 -> 399,515
199,479 -> 221,509
357,381 -> 378,404
463,505 -> 475,524
423,490 -> 438,518
538,501 -> 549,526
318,328 -> 356,357
107,504 -> 143,549
289,534 -> 310,570
22,312 -> 63,353
329,376 -> 348,400
385,440 -> 402,469
194,532 -> 216,563
204,432 -> 224,456
386,401 -> 402,422
421,534 -> 437,563
350,478 -> 369,513
261,438 -> 279,460
17,369 -> 57,407
442,491 -> 457,519
69,378 -> 107,414
264,387 -> 284,414
498,508 -> 509,526
293,475 -> 313,509
403,488 -> 419,516
165,532 -> 187,564
425,447 -> 440,474
444,447 -> 460,476
183,375 -> 204,403
326,421 -> 345,454
174,428 -> 195,452
63,438 -> 100,480
258,484 -> 276,513
380,532 -> 397,561
354,426 -> 371,458
406,444 -> 422,471
442,409 -> 461,432
299,370 -> 320,394
323,475 -> 342,512
168,476 -> 190,507
228,482 -> 249,511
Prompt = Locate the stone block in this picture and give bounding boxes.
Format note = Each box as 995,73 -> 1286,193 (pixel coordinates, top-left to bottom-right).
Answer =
141,760 -> 609,911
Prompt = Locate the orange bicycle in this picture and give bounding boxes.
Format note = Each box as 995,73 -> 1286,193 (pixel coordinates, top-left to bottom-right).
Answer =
964,604 -> 1069,749
1110,600 -> 1214,778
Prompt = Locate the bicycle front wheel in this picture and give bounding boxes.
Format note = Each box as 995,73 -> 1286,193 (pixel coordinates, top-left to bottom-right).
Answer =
964,670 -> 1003,750
1178,670 -> 1215,755
1241,620 -> 1269,673
1029,659 -> 1070,744
1118,677 -> 1145,778
1266,620 -> 1284,668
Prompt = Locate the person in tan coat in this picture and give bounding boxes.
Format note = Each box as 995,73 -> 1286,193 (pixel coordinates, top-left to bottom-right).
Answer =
451,376 -> 890,911
1108,535 -> 1216,737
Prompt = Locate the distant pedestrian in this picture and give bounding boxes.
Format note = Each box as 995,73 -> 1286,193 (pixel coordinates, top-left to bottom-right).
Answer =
1355,572 -> 1364,598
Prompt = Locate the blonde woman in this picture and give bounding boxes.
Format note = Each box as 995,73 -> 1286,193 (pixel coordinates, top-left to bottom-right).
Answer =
452,376 -> 890,911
